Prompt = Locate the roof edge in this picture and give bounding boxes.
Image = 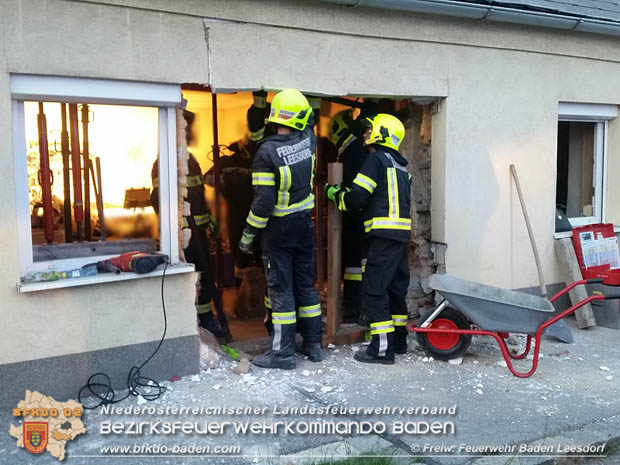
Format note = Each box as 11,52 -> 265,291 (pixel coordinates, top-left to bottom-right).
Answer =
318,0 -> 620,37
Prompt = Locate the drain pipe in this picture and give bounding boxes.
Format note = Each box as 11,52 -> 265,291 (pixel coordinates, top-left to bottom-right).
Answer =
319,0 -> 620,37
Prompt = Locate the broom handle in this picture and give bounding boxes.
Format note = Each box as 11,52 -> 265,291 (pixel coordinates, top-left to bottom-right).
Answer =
510,164 -> 547,297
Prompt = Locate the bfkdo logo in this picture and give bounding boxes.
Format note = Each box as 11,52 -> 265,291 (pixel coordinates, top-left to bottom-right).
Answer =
9,390 -> 86,461
23,422 -> 48,453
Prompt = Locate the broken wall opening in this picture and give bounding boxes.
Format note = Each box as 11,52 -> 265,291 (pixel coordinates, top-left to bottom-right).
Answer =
402,102 -> 441,316
181,88 -> 440,344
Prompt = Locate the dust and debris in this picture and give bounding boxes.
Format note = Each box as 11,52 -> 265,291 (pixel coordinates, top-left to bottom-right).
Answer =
233,358 -> 250,375
54,323 -> 620,465
198,326 -> 222,368
551,350 -> 570,357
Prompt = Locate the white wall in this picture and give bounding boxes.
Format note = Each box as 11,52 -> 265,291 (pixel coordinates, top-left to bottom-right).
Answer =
3,0 -> 620,365
196,8 -> 620,289
0,0 -> 208,364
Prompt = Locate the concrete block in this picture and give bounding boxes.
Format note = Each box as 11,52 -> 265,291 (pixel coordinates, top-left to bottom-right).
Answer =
590,284 -> 620,329
554,238 -> 597,328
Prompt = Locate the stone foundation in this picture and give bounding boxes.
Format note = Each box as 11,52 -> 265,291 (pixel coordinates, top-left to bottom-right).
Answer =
401,103 -> 443,317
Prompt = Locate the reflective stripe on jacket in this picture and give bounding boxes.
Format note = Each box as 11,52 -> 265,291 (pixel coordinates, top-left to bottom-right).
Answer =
337,147 -> 412,243
151,154 -> 214,230
245,124 -> 317,232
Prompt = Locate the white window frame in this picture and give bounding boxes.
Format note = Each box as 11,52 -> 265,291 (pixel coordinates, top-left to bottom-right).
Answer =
11,75 -> 186,288
558,102 -> 617,228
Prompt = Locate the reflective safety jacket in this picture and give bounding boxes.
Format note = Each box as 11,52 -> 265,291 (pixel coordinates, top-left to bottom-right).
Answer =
335,147 -> 411,243
337,119 -> 368,187
245,125 -> 317,232
336,102 -> 379,186
336,117 -> 370,239
151,154 -> 213,229
204,101 -> 269,211
247,101 -> 270,143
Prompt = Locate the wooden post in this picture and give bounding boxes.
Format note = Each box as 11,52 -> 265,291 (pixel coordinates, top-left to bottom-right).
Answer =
326,163 -> 343,340
315,123 -> 325,293
60,103 -> 73,243
81,104 -> 91,240
554,238 -> 597,329
68,104 -> 84,241
510,164 -> 547,297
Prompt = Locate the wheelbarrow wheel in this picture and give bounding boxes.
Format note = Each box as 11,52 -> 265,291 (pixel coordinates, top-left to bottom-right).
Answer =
416,307 -> 472,361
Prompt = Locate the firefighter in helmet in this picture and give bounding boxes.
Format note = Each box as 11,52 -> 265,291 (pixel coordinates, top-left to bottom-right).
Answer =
328,109 -> 368,325
151,110 -> 223,337
240,89 -> 324,370
326,113 -> 411,364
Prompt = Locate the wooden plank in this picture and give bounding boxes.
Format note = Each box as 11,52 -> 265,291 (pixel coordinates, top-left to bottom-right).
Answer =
554,238 -> 597,329
326,163 -> 343,339
510,165 -> 547,297
323,326 -> 367,346
33,238 -> 158,261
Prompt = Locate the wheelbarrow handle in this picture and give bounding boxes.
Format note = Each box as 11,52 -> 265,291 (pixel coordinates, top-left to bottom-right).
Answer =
550,278 -> 604,303
602,292 -> 620,300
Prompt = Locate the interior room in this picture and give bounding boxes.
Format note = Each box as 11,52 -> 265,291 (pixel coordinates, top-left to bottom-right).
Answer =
25,88 -> 435,345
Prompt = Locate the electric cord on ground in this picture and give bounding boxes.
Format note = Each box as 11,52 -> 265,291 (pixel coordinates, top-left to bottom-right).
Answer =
78,261 -> 169,409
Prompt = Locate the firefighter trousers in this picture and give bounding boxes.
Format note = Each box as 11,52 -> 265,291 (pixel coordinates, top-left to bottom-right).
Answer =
342,212 -> 366,321
363,237 -> 410,359
183,225 -> 214,318
261,213 -> 323,357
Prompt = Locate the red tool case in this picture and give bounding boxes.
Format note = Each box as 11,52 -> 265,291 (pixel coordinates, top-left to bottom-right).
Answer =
571,223 -> 620,286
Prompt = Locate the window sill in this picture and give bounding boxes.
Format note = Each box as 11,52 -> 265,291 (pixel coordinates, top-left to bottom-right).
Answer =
17,263 -> 195,293
554,231 -> 572,240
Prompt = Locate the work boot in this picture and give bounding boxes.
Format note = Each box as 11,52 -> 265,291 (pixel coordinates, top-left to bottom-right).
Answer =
393,333 -> 408,355
354,349 -> 395,365
198,313 -> 224,338
300,342 -> 323,362
393,343 -> 408,355
252,351 -> 296,370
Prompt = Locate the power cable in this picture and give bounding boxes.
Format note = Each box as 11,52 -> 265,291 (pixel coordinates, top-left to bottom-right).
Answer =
78,261 -> 169,409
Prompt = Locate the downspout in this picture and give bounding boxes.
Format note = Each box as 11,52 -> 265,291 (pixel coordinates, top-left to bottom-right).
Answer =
319,0 -> 620,37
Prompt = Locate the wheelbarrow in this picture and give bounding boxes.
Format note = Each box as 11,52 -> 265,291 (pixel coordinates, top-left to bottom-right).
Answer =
408,274 -> 617,378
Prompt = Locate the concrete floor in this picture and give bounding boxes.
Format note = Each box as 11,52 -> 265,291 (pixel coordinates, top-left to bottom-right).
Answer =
3,316 -> 620,465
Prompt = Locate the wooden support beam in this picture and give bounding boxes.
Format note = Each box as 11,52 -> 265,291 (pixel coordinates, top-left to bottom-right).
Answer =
324,326 -> 367,346
326,163 -> 343,339
554,238 -> 597,329
33,238 -> 158,261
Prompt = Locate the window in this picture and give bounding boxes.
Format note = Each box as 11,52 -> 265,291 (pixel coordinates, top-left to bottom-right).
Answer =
11,75 -> 183,282
556,103 -> 617,229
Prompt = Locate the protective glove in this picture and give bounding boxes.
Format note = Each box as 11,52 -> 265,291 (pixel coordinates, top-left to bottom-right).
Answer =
252,90 -> 268,109
324,183 -> 341,203
239,227 -> 256,255
204,212 -> 219,239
